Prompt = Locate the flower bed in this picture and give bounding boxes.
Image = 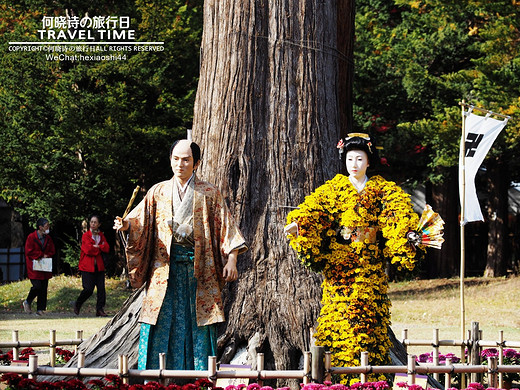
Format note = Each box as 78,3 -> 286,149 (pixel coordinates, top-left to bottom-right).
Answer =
2,374 -> 519,390
481,349 -> 520,382
0,347 -> 74,366
0,348 -> 36,366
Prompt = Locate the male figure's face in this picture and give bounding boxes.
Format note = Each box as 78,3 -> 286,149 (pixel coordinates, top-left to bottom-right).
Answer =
171,140 -> 200,183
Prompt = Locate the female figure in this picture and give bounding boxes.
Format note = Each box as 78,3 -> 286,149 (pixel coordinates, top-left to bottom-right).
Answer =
74,215 -> 110,317
286,134 -> 421,383
23,217 -> 55,316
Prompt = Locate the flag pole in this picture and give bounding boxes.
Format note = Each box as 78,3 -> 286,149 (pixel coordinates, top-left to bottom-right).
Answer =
458,102 -> 510,385
460,100 -> 467,387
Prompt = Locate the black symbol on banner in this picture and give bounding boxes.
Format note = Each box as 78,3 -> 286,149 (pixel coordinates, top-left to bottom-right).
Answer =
465,133 -> 483,157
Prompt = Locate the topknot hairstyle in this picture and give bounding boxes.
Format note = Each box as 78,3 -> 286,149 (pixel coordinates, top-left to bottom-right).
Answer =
170,140 -> 201,166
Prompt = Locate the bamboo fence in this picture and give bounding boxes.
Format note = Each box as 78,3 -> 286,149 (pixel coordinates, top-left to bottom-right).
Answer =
1,323 -> 520,388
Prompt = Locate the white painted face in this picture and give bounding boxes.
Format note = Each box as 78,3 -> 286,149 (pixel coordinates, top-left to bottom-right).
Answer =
346,150 -> 370,181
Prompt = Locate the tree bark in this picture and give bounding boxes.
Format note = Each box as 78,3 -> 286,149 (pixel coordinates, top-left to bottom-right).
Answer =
192,0 -> 410,378
337,0 -> 355,138
484,156 -> 510,277
193,0 -> 340,372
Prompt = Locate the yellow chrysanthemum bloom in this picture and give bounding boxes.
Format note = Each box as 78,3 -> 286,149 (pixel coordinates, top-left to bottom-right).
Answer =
286,174 -> 424,384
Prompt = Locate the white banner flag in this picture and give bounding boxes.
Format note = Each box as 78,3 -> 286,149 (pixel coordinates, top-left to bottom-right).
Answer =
459,111 -> 508,225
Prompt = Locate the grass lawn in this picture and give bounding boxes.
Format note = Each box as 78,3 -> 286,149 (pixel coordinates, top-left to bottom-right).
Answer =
1,274 -> 520,361
0,275 -> 132,342
389,276 -> 520,357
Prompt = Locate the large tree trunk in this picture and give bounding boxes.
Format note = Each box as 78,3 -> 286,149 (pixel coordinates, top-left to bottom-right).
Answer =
192,0 -> 340,372
337,0 -> 355,137
192,0 -> 409,377
484,156 -> 510,277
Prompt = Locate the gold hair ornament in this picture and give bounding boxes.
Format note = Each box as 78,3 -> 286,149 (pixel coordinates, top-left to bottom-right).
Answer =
338,133 -> 374,158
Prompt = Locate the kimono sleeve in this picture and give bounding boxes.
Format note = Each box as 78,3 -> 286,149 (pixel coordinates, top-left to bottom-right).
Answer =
285,178 -> 340,272
125,189 -> 157,288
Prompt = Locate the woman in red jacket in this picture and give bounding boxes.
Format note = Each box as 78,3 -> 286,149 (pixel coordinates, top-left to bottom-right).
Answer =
73,215 -> 110,317
23,217 -> 55,316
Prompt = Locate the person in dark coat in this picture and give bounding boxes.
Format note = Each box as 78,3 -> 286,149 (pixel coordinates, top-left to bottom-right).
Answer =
73,215 -> 110,317
23,217 -> 55,316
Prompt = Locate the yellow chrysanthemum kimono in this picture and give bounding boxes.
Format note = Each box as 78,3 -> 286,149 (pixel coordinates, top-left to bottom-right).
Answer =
287,174 -> 421,384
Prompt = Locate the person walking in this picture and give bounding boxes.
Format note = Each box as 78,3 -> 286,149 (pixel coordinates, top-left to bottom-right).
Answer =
73,215 -> 110,317
23,217 -> 55,316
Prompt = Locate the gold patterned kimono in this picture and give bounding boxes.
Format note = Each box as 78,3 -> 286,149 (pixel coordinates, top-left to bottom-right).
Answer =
125,176 -> 247,326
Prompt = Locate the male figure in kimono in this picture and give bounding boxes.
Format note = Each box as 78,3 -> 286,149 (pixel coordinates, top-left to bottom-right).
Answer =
114,139 -> 247,371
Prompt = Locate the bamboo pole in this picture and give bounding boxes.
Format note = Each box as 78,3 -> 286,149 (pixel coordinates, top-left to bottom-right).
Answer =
208,356 -> 217,386
402,329 -> 408,354
360,351 -> 369,383
77,351 -> 85,368
3,360 -> 519,383
470,322 -> 481,383
445,357 -> 452,389
488,356 -> 498,388
479,340 -> 520,349
75,330 -> 83,354
311,346 -> 325,383
49,330 -> 56,367
323,351 -> 331,384
28,354 -> 38,380
304,351 -> 312,384
459,102 -> 511,119
122,354 -> 130,385
12,330 -> 19,361
499,330 -> 504,389
407,355 -> 416,385
0,338 -> 83,349
256,353 -> 264,387
432,328 -> 439,382
460,100 -> 467,390
159,353 -> 167,386
117,354 -> 128,384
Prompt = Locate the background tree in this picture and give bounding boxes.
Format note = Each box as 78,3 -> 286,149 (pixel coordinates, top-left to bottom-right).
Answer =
192,0 -> 343,375
0,0 -> 203,273
353,0 -> 520,277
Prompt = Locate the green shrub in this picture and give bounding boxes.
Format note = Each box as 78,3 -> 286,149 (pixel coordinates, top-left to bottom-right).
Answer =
60,234 -> 80,269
